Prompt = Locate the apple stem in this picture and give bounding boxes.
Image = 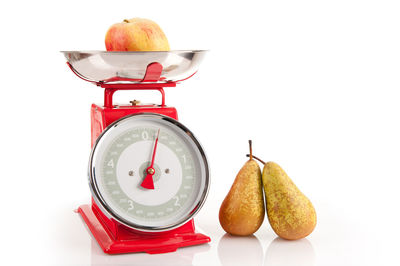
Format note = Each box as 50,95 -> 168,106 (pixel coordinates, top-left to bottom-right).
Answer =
248,140 -> 253,161
123,19 -> 129,23
246,154 -> 265,165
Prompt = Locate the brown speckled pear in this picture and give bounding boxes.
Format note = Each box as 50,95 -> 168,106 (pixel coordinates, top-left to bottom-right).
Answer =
262,162 -> 316,240
219,141 -> 265,236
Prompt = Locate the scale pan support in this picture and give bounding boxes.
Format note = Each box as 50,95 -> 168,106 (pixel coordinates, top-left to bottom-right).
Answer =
61,50 -> 207,84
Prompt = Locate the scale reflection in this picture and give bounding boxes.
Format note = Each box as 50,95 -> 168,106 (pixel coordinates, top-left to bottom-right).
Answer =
264,237 -> 315,266
218,234 -> 263,266
90,237 -> 210,266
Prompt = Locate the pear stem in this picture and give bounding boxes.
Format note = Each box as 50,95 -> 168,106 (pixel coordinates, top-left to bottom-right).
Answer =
246,154 -> 265,165
248,140 -> 253,161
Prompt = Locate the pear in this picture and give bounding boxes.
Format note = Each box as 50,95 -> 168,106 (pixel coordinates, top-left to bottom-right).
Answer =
219,141 -> 265,236
262,162 -> 316,240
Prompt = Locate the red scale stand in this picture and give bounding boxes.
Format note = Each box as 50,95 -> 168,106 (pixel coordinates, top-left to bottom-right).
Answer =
69,62 -> 211,254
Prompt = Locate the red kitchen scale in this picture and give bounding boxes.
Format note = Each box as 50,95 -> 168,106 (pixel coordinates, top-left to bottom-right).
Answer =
62,50 -> 211,254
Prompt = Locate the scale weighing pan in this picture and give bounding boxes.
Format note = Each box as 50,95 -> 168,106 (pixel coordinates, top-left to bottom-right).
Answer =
61,50 -> 207,84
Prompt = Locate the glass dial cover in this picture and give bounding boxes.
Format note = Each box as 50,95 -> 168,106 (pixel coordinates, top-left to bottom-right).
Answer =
88,113 -> 210,232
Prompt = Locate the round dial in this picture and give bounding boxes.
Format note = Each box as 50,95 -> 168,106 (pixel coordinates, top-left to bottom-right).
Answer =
89,113 -> 210,232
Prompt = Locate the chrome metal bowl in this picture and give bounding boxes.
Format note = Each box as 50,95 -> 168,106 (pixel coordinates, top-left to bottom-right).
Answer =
61,50 -> 207,83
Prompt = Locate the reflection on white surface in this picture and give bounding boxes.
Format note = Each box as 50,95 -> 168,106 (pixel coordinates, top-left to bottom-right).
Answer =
218,234 -> 263,266
264,237 -> 315,266
90,237 -> 211,266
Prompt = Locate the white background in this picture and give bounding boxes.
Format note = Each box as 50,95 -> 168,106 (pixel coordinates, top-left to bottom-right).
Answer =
1,0 -> 400,265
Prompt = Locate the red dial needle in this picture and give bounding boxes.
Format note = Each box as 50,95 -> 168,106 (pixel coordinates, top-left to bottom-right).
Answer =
141,129 -> 160,189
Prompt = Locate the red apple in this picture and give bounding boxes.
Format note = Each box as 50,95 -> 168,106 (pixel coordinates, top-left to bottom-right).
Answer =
105,18 -> 170,51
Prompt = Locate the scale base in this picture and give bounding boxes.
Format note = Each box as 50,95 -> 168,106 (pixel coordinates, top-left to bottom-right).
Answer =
78,204 -> 211,254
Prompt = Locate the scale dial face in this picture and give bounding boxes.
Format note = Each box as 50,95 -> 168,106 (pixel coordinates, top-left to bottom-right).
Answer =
89,113 -> 210,232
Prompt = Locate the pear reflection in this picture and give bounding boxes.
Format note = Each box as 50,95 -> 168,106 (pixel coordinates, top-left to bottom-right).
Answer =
91,237 -> 210,266
264,237 -> 315,266
218,234 -> 263,266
